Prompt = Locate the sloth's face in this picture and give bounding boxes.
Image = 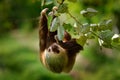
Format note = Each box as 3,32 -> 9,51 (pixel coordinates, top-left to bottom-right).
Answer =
43,43 -> 68,73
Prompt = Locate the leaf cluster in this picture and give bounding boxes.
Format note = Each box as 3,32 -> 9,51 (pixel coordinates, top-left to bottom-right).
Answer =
49,0 -> 120,49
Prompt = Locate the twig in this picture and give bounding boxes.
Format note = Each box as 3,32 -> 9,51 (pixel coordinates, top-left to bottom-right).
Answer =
58,0 -> 65,7
67,11 -> 83,27
90,31 -> 102,40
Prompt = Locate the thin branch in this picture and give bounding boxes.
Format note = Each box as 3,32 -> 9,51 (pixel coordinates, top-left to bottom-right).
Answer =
61,0 -> 65,5
58,0 -> 65,7
90,31 -> 102,40
67,11 -> 83,27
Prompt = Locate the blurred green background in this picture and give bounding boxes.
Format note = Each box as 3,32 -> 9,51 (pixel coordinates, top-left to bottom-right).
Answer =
0,0 -> 120,80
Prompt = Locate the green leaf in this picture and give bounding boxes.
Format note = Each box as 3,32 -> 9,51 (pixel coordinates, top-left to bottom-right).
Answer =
111,34 -> 120,48
63,23 -> 75,35
112,37 -> 120,45
81,23 -> 90,34
90,23 -> 98,31
57,3 -> 68,13
57,0 -> 63,4
106,19 -> 112,26
57,25 -> 65,40
74,22 -> 82,34
85,32 -> 94,39
80,8 -> 98,17
50,17 -> 60,32
63,23 -> 73,31
68,0 -> 77,2
112,37 -> 120,43
98,19 -> 113,31
76,35 -> 87,46
99,30 -> 114,46
80,10 -> 87,16
87,8 -> 98,13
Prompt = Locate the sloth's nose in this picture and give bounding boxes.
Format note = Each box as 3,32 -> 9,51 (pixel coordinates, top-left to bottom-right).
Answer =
52,44 -> 60,54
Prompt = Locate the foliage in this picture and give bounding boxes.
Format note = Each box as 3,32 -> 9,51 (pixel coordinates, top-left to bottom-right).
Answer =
47,0 -> 119,49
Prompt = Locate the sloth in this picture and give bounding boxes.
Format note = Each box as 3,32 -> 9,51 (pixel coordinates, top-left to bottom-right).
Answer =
39,8 -> 83,73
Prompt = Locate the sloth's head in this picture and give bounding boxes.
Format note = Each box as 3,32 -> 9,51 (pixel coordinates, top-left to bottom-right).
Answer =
44,43 -> 68,73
